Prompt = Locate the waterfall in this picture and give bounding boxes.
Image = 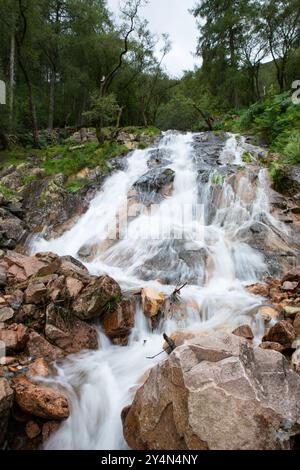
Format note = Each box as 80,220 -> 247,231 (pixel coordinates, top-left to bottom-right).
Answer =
30,131 -> 281,450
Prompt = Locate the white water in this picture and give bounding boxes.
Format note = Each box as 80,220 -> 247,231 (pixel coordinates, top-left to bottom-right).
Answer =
30,132 -> 283,450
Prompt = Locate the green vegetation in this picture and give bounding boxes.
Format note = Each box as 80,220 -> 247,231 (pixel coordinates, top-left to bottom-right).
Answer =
241,152 -> 253,164
212,173 -> 225,186
0,184 -> 15,201
66,181 -> 86,194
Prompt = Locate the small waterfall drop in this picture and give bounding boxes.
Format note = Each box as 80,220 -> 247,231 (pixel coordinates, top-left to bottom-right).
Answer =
30,132 -> 286,450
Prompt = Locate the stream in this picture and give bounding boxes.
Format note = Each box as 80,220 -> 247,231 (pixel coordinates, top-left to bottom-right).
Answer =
30,131 -> 291,450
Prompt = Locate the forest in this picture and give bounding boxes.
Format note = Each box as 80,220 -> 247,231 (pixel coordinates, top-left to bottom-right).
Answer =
0,0 -> 299,156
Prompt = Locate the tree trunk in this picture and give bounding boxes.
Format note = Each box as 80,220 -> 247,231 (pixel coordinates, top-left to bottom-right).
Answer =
0,130 -> 9,150
96,126 -> 105,144
9,33 -> 15,132
48,69 -> 55,132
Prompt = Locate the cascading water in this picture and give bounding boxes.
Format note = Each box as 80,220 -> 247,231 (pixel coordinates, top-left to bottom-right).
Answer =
30,131 -> 288,450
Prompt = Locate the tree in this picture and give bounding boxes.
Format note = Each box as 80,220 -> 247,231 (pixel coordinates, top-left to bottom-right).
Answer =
83,93 -> 120,143
261,0 -> 300,92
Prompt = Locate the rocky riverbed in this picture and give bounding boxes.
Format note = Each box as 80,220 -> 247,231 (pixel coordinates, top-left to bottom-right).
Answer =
1,131 -> 300,450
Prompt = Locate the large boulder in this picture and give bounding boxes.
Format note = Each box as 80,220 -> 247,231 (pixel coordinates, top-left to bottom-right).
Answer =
123,331 -> 300,450
0,378 -> 14,445
0,208 -> 27,249
45,304 -> 98,354
72,275 -> 121,320
12,375 -> 69,420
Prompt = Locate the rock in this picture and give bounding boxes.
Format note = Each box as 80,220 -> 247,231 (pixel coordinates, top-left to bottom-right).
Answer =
25,421 -> 41,439
292,339 -> 300,349
257,305 -> 281,323
162,330 -> 206,351
25,282 -> 47,304
141,288 -> 166,318
282,281 -> 298,291
4,251 -> 46,279
292,349 -> 300,373
0,324 -> 29,353
0,307 -> 14,322
13,375 -> 69,420
72,275 -> 121,320
262,320 -> 296,349
0,209 -> 28,249
65,277 -> 84,298
59,256 -> 90,281
45,304 -> 98,354
232,325 -> 254,340
123,331 -> 300,450
26,359 -> 50,379
246,283 -> 269,297
26,331 -> 65,362
42,421 -> 61,442
282,266 -> 300,283
0,377 -> 14,445
101,297 -> 135,342
134,168 -> 175,194
284,306 -> 300,318
0,264 -> 7,286
293,313 -> 300,338
259,341 -> 286,353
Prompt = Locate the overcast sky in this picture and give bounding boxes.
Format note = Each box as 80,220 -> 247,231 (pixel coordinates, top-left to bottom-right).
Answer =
107,0 -> 200,77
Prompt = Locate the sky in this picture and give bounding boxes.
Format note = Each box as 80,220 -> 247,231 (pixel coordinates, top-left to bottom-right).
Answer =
107,0 -> 201,77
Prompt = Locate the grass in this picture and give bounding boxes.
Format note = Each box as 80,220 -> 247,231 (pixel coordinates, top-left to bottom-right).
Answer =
66,181 -> 86,194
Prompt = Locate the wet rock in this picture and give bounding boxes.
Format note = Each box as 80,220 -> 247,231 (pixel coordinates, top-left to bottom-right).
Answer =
13,375 -> 69,420
0,377 -> 14,445
58,256 -> 89,280
246,283 -> 269,297
123,331 -> 300,450
0,324 -> 29,353
45,304 -> 98,354
26,331 -> 65,362
134,168 -> 175,194
25,421 -> 41,440
257,305 -> 281,323
72,275 -> 121,320
147,149 -> 172,168
42,421 -> 61,442
101,297 -> 135,343
232,325 -> 254,340
141,288 -> 166,318
262,320 -> 296,349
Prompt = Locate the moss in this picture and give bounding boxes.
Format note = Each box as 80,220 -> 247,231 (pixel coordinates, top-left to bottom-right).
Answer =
37,191 -> 47,208
212,173 -> 225,186
122,126 -> 160,136
0,184 -> 15,201
21,174 -> 38,185
241,152 -> 253,163
66,181 -> 85,194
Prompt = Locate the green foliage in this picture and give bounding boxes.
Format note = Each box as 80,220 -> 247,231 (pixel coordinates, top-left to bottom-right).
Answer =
84,94 -> 120,128
156,95 -> 199,131
21,174 -> 38,185
282,131 -> 300,163
42,141 -> 128,177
